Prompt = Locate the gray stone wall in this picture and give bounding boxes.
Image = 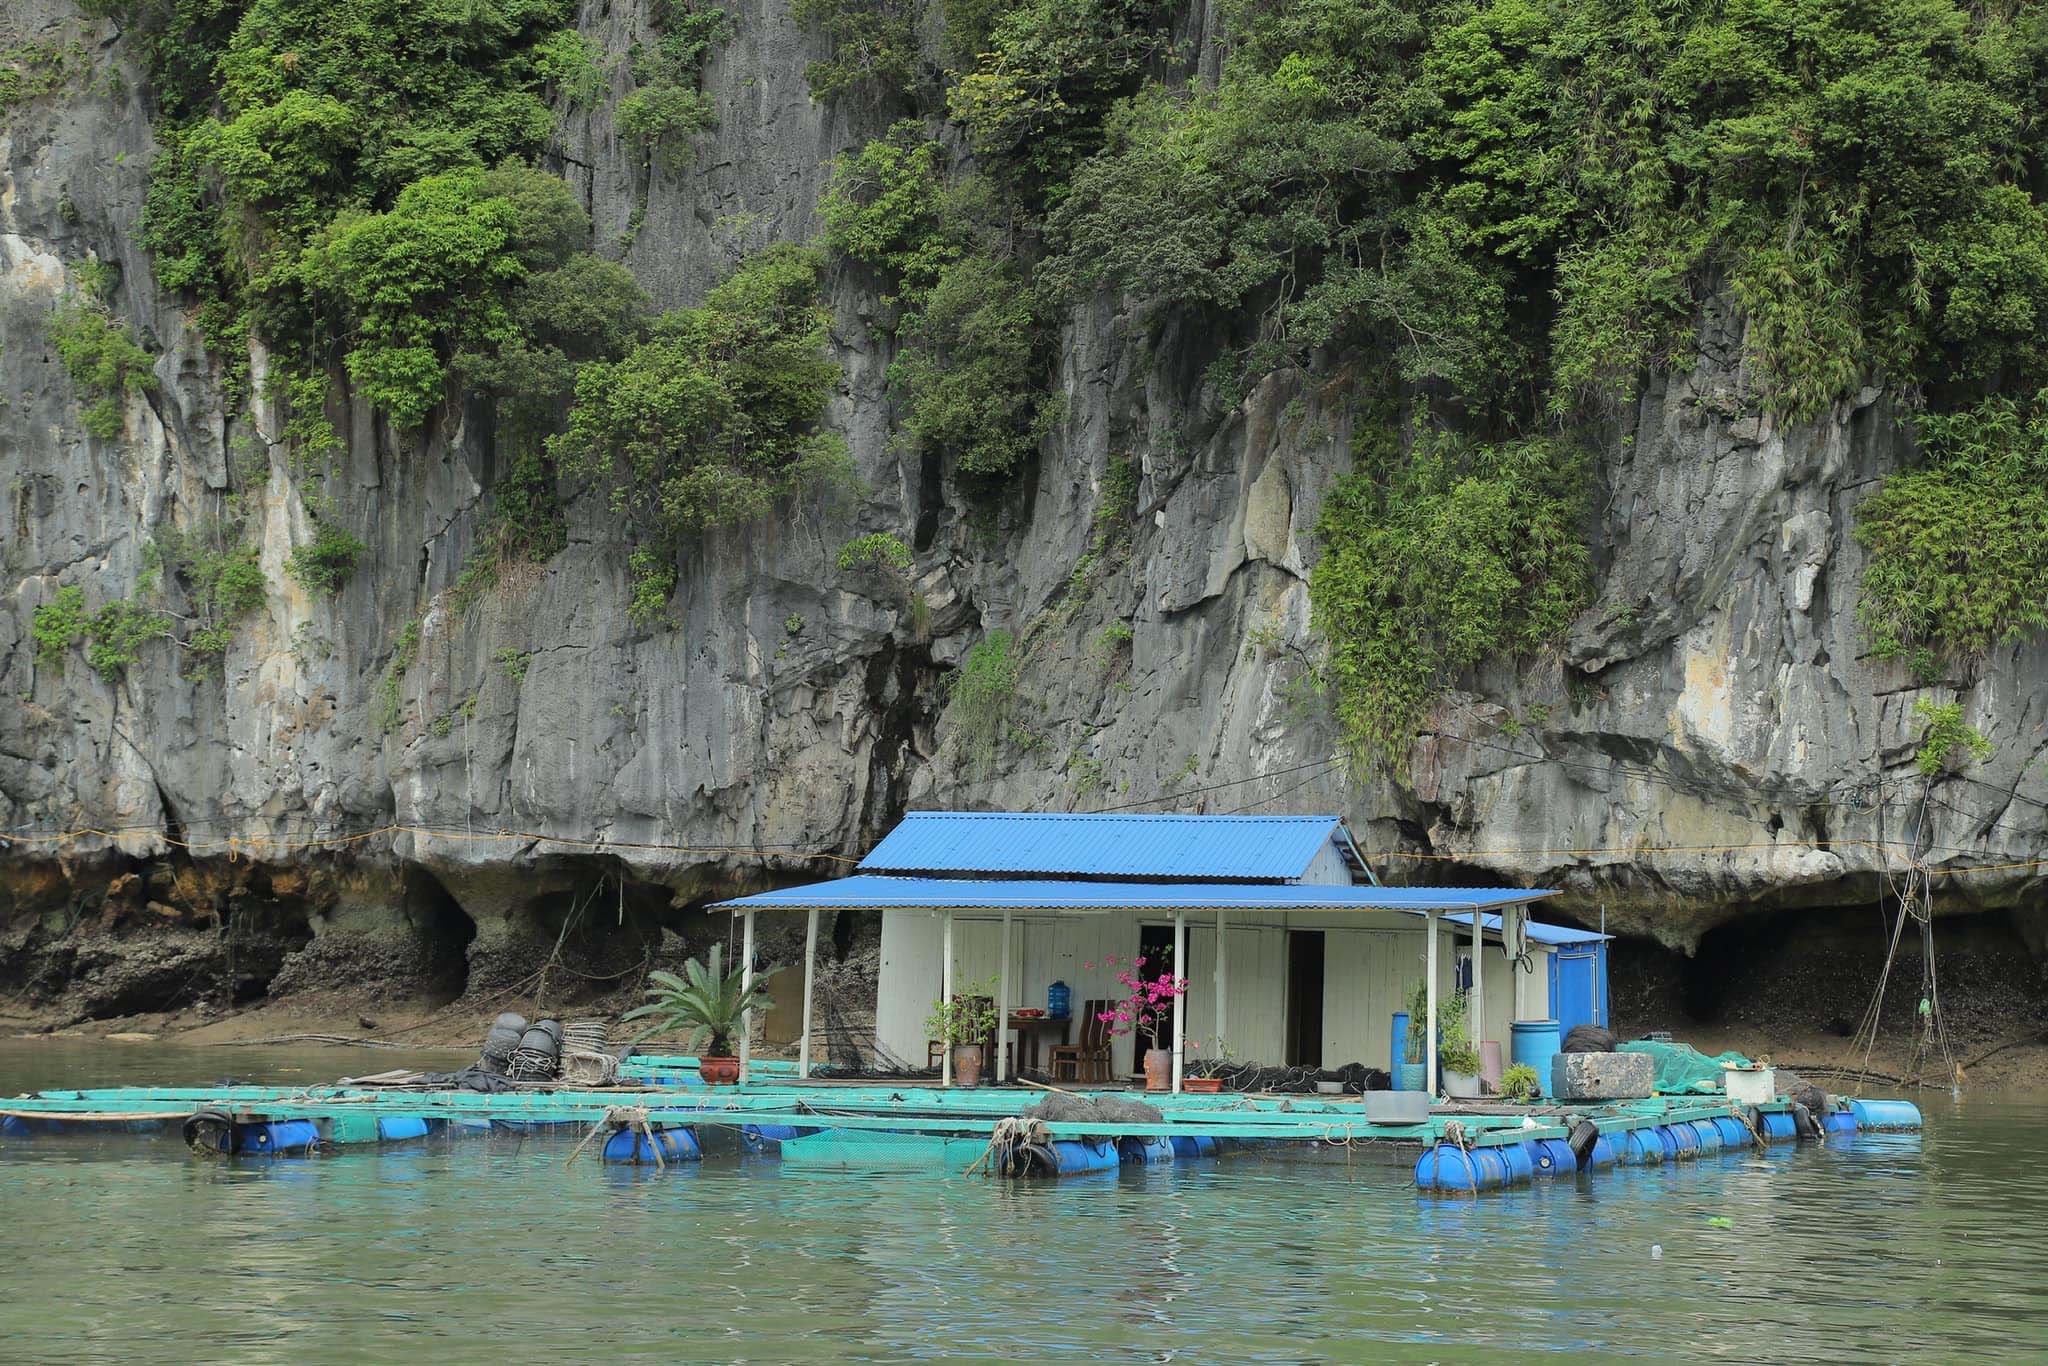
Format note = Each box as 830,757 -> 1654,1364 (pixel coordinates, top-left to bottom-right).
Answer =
4,0 -> 2045,978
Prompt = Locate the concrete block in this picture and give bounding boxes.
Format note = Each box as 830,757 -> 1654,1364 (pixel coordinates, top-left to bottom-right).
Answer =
1363,1090 -> 1430,1125
1551,1051 -> 1655,1102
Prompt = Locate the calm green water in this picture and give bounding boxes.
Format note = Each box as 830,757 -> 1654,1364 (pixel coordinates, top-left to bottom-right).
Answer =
0,1042 -> 2042,1362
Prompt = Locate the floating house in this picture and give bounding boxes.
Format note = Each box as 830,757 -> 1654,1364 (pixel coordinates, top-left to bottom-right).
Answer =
713,813 -> 1609,1092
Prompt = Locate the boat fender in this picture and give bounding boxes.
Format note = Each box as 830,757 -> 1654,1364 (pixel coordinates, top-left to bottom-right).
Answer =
1567,1119 -> 1601,1171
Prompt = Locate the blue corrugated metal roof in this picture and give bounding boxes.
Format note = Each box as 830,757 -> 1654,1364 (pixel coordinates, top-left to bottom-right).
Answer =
712,875 -> 1557,915
856,812 -> 1347,881
1434,910 -> 1609,945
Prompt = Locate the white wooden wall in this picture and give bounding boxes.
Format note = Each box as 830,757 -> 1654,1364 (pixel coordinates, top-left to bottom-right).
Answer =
876,908 -> 1555,1076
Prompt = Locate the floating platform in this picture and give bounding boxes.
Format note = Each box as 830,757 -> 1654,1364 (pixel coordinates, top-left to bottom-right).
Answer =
0,1055 -> 1922,1192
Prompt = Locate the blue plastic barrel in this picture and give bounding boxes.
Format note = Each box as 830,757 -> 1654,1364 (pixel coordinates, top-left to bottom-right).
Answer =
241,1120 -> 320,1155
1588,1135 -> 1618,1167
1712,1115 -> 1751,1148
1499,1142 -> 1535,1184
741,1124 -> 806,1153
1759,1110 -> 1797,1142
1,1115 -> 28,1138
1823,1109 -> 1858,1136
1666,1124 -> 1700,1159
1531,1138 -> 1577,1176
1510,1021 -> 1562,1098
1847,1099 -> 1923,1131
1118,1136 -> 1175,1164
1415,1143 -> 1511,1191
602,1127 -> 701,1164
1621,1129 -> 1664,1165
1687,1119 -> 1722,1154
1048,981 -> 1071,1020
1050,1140 -> 1119,1175
377,1116 -> 430,1142
1170,1135 -> 1218,1160
1391,1012 -> 1411,1080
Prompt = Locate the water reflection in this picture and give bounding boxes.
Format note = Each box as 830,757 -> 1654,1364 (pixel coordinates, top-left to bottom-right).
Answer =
1,1045 -> 2043,1357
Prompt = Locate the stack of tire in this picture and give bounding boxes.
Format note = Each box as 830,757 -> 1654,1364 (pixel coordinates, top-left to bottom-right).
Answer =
478,1013 -> 527,1076
1561,1024 -> 1618,1054
509,1018 -> 565,1081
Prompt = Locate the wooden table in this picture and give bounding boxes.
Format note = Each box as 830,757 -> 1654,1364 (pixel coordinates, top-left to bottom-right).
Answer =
1007,1014 -> 1070,1074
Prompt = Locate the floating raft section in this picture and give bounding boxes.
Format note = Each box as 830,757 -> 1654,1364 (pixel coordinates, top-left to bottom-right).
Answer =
0,1060 -> 1922,1188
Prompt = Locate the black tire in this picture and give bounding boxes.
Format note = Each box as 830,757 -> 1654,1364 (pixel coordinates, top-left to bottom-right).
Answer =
1792,1102 -> 1820,1141
1567,1119 -> 1601,1170
182,1108 -> 234,1154
1561,1024 -> 1619,1054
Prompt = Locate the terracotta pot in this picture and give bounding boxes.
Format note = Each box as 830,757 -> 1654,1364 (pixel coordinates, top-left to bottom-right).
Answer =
1143,1048 -> 1171,1091
698,1056 -> 740,1086
1183,1077 -> 1224,1094
952,1043 -> 984,1088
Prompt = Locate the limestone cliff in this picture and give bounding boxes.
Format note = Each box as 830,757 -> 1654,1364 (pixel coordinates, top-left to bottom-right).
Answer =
4,0 -> 2046,1024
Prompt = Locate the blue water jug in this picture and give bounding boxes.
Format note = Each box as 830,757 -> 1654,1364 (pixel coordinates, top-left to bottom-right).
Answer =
1048,981 -> 1071,1020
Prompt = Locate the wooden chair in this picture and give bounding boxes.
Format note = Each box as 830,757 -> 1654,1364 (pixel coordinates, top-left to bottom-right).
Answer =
1047,999 -> 1114,1083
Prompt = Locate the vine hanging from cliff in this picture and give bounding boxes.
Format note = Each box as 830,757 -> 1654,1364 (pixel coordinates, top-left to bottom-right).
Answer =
550,245 -> 852,621
97,0 -> 650,445
1309,415 -> 1592,766
1856,393 -> 2048,674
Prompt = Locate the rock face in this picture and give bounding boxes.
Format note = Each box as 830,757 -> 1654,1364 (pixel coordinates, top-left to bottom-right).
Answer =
4,0 -> 2047,1021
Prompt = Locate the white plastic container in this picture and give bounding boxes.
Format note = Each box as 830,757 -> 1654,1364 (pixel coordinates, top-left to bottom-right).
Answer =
1723,1063 -> 1776,1106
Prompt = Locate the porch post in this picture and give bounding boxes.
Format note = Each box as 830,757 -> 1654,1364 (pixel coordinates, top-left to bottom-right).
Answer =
1214,909 -> 1228,1052
941,909 -> 955,1087
997,905 -> 1013,1083
1470,908 -> 1484,1048
1171,908 -> 1186,1094
739,908 -> 756,1086
1425,908 -> 1440,1098
799,906 -> 818,1079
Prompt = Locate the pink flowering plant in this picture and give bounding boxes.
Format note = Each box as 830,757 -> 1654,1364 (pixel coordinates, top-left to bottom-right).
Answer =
1086,953 -> 1189,1051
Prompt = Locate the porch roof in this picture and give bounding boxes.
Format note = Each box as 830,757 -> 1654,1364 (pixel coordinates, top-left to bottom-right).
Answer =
1438,910 -> 1609,945
711,874 -> 1557,917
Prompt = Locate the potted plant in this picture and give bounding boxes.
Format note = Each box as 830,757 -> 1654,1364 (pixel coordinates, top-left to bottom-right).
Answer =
925,977 -> 1000,1087
1499,1063 -> 1541,1103
621,943 -> 773,1085
1183,1038 -> 1232,1093
1436,987 -> 1482,1097
1097,953 -> 1189,1090
1401,980 -> 1482,1096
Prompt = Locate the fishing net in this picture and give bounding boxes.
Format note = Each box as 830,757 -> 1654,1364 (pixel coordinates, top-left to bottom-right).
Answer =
1189,1060 -> 1388,1094
1021,1095 -> 1163,1129
1617,1042 -> 1833,1112
1619,1040 -> 1750,1093
777,1128 -> 988,1174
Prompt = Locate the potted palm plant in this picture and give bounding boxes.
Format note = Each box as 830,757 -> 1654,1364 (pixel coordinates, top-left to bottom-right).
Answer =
925,977 -> 1000,1087
622,943 -> 773,1085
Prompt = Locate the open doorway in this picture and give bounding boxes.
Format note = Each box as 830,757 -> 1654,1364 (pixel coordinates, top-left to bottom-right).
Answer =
1286,930 -> 1325,1067
1137,924 -> 1179,1058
